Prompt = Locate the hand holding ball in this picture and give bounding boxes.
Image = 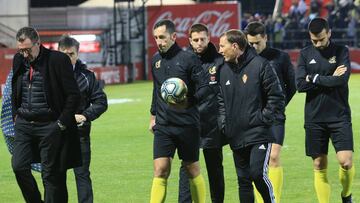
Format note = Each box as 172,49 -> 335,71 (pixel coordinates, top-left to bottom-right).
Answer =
160,77 -> 188,105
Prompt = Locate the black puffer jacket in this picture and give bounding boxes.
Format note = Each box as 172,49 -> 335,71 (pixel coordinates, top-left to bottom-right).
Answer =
17,67 -> 53,120
187,42 -> 226,148
218,47 -> 285,150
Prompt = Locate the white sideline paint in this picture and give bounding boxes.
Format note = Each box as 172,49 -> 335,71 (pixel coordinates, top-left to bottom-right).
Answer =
108,98 -> 140,105
351,61 -> 360,70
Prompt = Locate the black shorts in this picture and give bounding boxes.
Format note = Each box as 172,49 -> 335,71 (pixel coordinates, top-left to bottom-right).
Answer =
305,121 -> 353,157
153,124 -> 200,162
269,123 -> 285,145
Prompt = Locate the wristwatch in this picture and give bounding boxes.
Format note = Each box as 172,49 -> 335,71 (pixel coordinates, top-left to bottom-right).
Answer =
57,120 -> 66,131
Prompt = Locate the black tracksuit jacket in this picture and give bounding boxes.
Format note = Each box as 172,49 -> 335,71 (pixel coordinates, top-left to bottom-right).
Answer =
150,43 -> 210,127
218,47 -> 285,150
187,42 -> 226,148
295,42 -> 351,123
260,47 -> 296,123
74,60 -> 108,133
74,60 -> 108,122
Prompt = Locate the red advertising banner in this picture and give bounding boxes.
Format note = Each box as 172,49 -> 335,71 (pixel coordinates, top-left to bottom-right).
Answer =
89,62 -> 144,85
146,2 -> 241,79
43,41 -> 101,53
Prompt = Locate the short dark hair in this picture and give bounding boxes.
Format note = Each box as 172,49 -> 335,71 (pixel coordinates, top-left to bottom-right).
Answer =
153,19 -> 175,34
16,27 -> 40,43
221,29 -> 247,50
308,17 -> 329,34
244,21 -> 266,37
189,23 -> 209,37
58,34 -> 80,52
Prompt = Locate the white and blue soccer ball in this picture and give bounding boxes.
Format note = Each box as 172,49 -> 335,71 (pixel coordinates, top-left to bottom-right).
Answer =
160,77 -> 188,104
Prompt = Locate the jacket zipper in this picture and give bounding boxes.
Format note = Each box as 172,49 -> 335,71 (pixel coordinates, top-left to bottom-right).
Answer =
28,66 -> 33,111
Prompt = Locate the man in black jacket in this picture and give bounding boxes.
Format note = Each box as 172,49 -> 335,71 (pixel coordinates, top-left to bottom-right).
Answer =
178,23 -> 225,203
245,21 -> 296,203
218,29 -> 284,203
58,35 -> 108,203
11,27 -> 81,203
295,18 -> 354,203
148,19 -> 208,203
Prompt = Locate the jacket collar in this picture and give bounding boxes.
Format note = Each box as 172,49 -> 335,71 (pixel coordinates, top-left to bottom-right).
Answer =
15,45 -> 48,73
29,45 -> 46,67
29,45 -> 51,72
317,41 -> 336,58
239,46 -> 257,65
228,46 -> 257,71
188,42 -> 219,62
159,42 -> 181,59
74,59 -> 87,72
259,46 -> 271,57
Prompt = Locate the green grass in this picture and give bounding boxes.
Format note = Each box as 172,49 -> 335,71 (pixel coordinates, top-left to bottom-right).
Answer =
1,76 -> 360,203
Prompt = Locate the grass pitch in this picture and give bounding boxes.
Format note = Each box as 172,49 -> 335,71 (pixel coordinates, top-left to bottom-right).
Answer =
0,75 -> 359,203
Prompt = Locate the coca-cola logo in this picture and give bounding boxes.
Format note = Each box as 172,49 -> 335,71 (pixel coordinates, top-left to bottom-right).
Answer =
155,10 -> 234,38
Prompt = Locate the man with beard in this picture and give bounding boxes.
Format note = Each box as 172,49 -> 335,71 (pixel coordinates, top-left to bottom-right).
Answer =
178,23 -> 226,203
149,19 -> 210,203
295,17 -> 354,203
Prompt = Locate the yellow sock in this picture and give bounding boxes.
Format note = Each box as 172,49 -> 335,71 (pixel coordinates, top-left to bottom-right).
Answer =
314,169 -> 330,203
339,165 -> 355,197
269,166 -> 283,203
150,177 -> 167,203
253,182 -> 264,203
189,174 -> 206,203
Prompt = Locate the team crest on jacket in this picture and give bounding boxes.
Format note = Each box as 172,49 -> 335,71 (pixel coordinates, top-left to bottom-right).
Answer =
155,60 -> 161,69
209,66 -> 216,75
328,56 -> 336,64
242,74 -> 248,84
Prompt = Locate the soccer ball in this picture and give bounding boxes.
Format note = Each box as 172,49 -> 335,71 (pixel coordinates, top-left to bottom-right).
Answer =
160,77 -> 188,104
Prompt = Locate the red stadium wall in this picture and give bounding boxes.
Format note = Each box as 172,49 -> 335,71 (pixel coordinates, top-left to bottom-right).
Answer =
146,2 -> 241,79
89,62 -> 144,85
0,49 -> 16,97
282,0 -> 334,17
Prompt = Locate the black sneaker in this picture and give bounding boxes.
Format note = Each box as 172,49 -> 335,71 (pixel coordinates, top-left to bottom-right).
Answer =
342,194 -> 353,203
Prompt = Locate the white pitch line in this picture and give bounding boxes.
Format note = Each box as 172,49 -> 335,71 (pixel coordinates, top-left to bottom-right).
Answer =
107,98 -> 140,105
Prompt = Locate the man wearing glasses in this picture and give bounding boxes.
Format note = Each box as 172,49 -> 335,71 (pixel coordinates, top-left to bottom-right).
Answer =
11,27 -> 81,203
